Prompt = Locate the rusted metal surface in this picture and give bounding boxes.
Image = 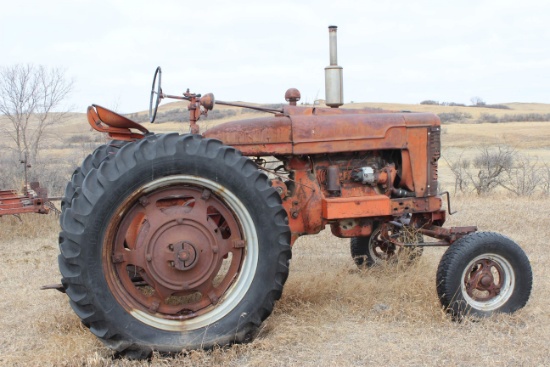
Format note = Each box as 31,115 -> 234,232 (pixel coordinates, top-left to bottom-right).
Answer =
203,115 -> 293,155
330,218 -> 373,238
88,104 -> 149,141
204,106 -> 440,161
284,88 -> 301,106
0,182 -> 55,216
280,159 -> 325,245
326,165 -> 341,196
419,225 -> 478,244
464,258 -> 504,302
103,183 -> 245,319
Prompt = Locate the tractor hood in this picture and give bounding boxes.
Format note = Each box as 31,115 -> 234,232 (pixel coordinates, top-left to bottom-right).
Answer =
202,106 -> 440,156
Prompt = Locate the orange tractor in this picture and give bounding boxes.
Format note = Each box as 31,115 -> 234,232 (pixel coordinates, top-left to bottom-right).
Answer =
58,26 -> 532,357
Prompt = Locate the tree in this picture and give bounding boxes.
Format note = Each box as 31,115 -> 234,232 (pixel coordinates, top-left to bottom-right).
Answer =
470,96 -> 486,106
445,144 -> 548,197
0,64 -> 73,164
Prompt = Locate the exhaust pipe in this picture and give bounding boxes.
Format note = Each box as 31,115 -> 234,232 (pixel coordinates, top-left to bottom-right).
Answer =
325,25 -> 343,108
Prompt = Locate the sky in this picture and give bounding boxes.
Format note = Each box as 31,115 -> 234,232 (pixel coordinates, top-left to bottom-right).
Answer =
1,0 -> 549,114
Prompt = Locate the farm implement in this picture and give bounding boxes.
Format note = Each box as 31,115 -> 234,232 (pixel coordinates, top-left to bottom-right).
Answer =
0,181 -> 59,217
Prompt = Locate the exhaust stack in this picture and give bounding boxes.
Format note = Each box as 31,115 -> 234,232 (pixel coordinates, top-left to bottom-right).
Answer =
325,25 -> 343,108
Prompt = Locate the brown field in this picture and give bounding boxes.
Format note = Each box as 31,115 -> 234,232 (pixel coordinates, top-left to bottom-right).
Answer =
1,102 -> 550,366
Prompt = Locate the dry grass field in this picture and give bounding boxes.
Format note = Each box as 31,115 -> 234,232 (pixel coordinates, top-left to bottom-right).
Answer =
1,101 -> 550,366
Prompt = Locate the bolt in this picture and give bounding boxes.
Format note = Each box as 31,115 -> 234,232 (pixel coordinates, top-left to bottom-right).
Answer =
178,250 -> 190,261
139,197 -> 149,206
149,299 -> 160,313
176,218 -> 184,225
201,189 -> 211,200
146,254 -> 152,262
112,254 -> 124,264
232,240 -> 245,248
292,211 -> 299,218
208,291 -> 219,304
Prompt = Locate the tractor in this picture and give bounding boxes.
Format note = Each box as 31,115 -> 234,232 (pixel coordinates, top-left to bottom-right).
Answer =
57,26 -> 532,358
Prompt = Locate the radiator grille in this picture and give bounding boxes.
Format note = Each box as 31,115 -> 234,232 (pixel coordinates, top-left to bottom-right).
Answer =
427,126 -> 441,196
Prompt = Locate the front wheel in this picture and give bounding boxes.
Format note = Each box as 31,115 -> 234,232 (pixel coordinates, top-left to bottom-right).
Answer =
350,223 -> 423,268
436,232 -> 532,319
59,134 -> 291,357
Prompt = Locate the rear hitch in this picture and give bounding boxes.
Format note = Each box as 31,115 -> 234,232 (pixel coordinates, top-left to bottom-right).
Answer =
40,283 -> 66,293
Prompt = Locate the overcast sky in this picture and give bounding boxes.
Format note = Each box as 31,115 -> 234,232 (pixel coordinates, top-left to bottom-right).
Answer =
1,0 -> 549,113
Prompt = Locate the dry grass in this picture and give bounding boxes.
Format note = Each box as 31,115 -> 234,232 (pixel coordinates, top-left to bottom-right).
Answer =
1,103 -> 550,366
1,196 -> 549,366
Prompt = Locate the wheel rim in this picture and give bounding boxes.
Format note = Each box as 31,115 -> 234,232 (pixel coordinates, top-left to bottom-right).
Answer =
461,253 -> 515,311
103,175 -> 258,331
368,226 -> 398,263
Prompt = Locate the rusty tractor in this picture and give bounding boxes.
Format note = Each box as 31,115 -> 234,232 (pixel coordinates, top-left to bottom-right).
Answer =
58,26 -> 532,357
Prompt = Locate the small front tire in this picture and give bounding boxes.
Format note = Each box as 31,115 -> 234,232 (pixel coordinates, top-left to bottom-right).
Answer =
436,232 -> 532,319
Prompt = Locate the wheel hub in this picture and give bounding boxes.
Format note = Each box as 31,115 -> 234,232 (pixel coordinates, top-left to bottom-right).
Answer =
465,259 -> 503,301
144,216 -> 220,292
480,274 -> 494,288
174,242 -> 198,270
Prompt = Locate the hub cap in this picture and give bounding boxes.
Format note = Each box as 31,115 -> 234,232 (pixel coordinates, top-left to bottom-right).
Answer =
461,253 -> 515,311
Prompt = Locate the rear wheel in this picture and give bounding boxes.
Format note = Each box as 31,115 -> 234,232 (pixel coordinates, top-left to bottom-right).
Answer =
59,134 -> 291,357
436,232 -> 532,319
61,140 -> 127,211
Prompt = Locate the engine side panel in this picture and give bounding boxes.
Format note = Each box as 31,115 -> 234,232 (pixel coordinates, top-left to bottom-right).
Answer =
289,112 -> 439,155
202,116 -> 293,155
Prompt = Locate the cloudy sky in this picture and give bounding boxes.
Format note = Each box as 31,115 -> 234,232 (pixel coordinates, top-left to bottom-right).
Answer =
1,0 -> 549,113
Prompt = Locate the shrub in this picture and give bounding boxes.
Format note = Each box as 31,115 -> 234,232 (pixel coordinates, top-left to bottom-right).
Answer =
484,104 -> 511,110
446,145 -> 547,196
477,113 -> 550,123
441,102 -> 466,107
438,112 -> 472,123
500,154 -> 542,196
477,113 -> 499,123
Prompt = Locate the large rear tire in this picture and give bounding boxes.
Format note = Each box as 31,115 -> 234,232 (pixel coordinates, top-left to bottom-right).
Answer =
59,134 -> 291,357
436,232 -> 532,319
61,140 -> 127,211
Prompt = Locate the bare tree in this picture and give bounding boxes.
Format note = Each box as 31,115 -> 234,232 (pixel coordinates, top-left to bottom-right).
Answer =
500,153 -> 541,196
468,144 -> 515,195
542,162 -> 550,196
446,144 -> 517,196
444,153 -> 470,194
0,64 -> 74,164
470,96 -> 486,106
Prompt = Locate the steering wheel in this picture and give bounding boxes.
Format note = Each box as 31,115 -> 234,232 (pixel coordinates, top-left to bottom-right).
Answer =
149,66 -> 162,123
